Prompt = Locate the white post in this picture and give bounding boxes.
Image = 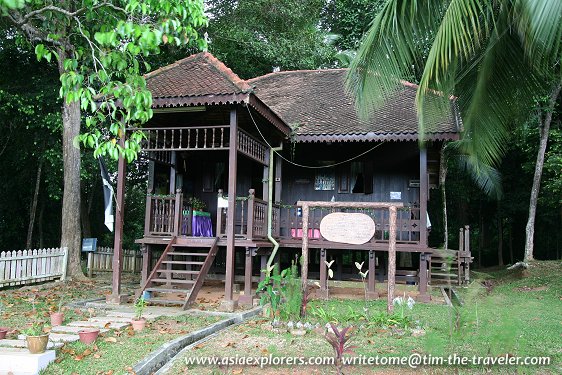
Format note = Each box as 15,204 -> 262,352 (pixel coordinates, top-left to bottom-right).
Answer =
61,247 -> 69,281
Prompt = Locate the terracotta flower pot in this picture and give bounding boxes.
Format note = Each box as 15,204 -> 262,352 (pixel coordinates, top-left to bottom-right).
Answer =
78,329 -> 99,345
26,334 -> 49,354
50,312 -> 64,327
0,327 -> 8,339
131,318 -> 146,331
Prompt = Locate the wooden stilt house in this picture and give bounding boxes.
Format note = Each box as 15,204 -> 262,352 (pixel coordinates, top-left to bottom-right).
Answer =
127,52 -> 471,309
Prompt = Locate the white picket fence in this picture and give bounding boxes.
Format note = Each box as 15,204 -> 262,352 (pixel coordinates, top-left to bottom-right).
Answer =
0,247 -> 68,288
88,247 -> 142,273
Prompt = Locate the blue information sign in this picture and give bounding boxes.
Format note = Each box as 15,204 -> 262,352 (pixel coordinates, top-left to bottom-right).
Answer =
82,238 -> 97,252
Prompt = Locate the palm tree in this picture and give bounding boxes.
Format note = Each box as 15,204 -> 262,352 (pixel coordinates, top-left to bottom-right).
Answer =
347,0 -> 561,262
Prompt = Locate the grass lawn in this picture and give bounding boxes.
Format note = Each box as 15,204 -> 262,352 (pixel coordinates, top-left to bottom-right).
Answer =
168,261 -> 561,375
42,314 -> 222,375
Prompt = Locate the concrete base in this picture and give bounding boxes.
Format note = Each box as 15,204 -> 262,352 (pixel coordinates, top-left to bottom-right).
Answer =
106,293 -> 128,305
218,299 -> 238,312
366,291 -> 380,299
0,348 -> 55,375
416,294 -> 431,303
238,294 -> 254,306
315,289 -> 328,299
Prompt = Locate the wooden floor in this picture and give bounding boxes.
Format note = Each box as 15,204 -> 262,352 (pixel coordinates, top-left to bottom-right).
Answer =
136,235 -> 431,253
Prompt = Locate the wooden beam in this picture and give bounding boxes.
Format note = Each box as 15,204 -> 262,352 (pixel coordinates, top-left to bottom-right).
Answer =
419,147 -> 428,247
318,248 -> 327,298
239,247 -> 255,306
108,136 -> 127,304
262,151 -> 270,201
387,206 -> 397,314
367,250 -> 378,299
169,151 -> 176,194
223,108 -> 238,307
274,152 -> 282,203
300,204 -> 310,316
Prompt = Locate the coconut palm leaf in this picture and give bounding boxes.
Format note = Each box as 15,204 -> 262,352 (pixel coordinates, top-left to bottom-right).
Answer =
348,0 -> 562,170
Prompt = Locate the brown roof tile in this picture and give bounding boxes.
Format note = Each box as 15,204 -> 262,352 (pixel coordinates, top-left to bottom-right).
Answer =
248,69 -> 460,142
145,52 -> 251,100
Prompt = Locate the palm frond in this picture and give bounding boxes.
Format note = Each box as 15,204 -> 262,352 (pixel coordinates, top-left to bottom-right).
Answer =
346,0 -> 446,119
514,0 -> 562,77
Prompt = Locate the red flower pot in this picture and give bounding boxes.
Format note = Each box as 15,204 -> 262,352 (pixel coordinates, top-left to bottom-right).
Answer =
50,312 -> 64,327
131,318 -> 146,331
78,329 -> 99,345
0,327 -> 8,339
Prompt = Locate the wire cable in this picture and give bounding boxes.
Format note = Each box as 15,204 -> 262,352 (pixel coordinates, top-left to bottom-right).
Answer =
245,105 -> 383,169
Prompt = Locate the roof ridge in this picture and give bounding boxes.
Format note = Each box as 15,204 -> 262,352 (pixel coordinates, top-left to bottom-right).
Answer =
201,52 -> 251,93
248,68 -> 348,83
249,69 -> 420,90
144,53 -> 204,80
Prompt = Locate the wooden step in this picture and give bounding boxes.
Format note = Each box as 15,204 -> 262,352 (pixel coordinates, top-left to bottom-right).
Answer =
150,278 -> 196,284
167,252 -> 209,256
430,272 -> 459,278
161,260 -> 205,265
156,269 -> 200,274
146,287 -> 190,293
146,298 -> 184,305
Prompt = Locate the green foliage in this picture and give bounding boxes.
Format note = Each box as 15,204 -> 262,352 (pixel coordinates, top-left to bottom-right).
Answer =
134,296 -> 147,320
348,0 -> 562,170
257,260 -> 303,321
23,321 -> 47,336
186,196 -> 206,211
1,0 -> 208,162
206,0 -> 336,78
322,0 -> 385,51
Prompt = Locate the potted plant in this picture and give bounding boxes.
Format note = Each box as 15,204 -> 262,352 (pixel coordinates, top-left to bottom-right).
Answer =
78,309 -> 99,344
187,197 -> 206,212
131,297 -> 147,331
50,299 -> 64,327
78,328 -> 100,344
23,322 -> 49,354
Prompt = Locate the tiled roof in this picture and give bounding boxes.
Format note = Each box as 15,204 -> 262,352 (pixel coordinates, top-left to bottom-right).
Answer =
145,52 -> 251,106
248,69 -> 460,142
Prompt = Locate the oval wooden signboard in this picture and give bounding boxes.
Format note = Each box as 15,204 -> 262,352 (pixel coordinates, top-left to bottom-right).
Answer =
319,212 -> 376,245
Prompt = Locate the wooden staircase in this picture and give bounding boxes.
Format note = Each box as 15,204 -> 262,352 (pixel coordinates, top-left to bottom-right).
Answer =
138,236 -> 220,309
429,249 -> 473,286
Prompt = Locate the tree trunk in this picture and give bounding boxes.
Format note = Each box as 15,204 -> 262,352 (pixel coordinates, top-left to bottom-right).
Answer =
58,48 -> 84,279
80,181 -> 95,239
38,199 -> 45,249
497,208 -> 503,266
478,200 -> 483,267
439,143 -> 448,249
26,158 -> 43,249
524,84 -> 561,262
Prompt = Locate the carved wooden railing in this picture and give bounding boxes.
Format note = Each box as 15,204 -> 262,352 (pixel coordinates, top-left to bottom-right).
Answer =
144,190 -> 194,236
237,129 -> 268,165
216,188 -> 277,240
277,205 -> 422,244
137,126 -> 230,151
132,126 -> 268,165
144,194 -> 178,236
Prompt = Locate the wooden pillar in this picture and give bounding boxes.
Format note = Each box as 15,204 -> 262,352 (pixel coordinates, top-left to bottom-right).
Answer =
419,147 -> 428,247
240,247 -> 255,305
335,253 -> 343,280
141,244 -> 149,286
418,252 -> 430,302
300,203 -> 309,312
367,250 -> 378,299
169,151 -> 176,194
262,152 -> 270,201
387,206 -> 397,314
222,108 -> 238,311
108,136 -> 127,304
260,254 -> 267,283
318,248 -> 328,298
274,152 -> 282,202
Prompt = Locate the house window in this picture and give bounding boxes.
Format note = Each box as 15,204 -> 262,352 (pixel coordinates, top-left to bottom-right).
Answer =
349,161 -> 373,194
